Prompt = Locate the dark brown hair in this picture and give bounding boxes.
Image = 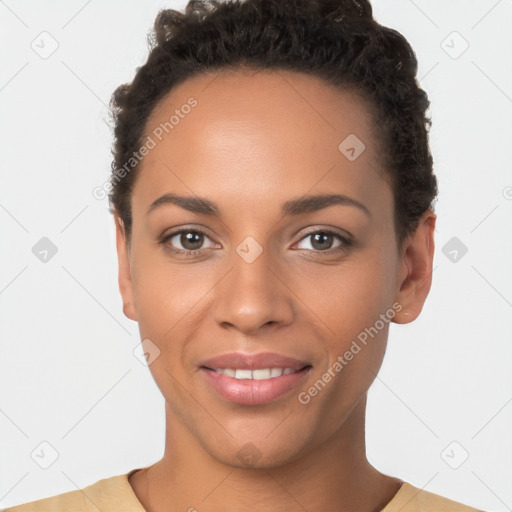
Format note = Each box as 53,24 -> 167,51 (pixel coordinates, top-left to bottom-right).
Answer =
108,0 -> 437,247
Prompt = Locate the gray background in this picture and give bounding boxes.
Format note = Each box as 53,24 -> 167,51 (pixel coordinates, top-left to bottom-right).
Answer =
0,0 -> 511,510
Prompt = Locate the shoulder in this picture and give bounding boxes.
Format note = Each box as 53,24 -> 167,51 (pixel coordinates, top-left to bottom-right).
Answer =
1,486 -> 91,512
383,482 -> 485,512
1,470 -> 146,512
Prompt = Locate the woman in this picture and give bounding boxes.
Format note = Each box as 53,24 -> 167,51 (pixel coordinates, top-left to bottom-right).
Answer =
3,0 -> 484,510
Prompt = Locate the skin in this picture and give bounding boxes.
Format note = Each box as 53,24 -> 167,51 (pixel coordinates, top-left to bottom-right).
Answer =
115,68 -> 436,512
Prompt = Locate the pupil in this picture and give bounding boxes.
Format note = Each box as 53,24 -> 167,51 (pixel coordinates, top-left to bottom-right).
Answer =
312,232 -> 332,250
182,232 -> 203,250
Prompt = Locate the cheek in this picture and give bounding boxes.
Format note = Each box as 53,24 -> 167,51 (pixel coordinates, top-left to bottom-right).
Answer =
296,261 -> 394,426
130,252 -> 210,353
297,249 -> 397,390
130,261 -> 209,402
297,255 -> 395,339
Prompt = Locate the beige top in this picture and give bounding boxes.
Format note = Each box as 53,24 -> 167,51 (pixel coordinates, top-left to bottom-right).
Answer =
1,469 -> 483,512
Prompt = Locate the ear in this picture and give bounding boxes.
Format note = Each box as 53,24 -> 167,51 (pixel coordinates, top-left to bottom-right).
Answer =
392,209 -> 436,324
114,215 -> 138,322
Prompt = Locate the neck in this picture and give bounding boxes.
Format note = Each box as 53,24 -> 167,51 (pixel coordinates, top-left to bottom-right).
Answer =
130,394 -> 402,512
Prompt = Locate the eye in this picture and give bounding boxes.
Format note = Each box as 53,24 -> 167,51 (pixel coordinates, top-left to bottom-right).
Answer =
159,227 -> 352,257
294,229 -> 351,254
160,228 -> 218,255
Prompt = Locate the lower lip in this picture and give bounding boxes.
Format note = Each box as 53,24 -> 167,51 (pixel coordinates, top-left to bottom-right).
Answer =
200,367 -> 311,405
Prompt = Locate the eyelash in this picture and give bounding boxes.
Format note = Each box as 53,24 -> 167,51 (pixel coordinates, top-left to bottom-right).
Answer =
158,227 -> 352,257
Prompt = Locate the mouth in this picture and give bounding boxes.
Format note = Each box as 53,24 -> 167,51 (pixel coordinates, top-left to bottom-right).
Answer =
198,352 -> 312,405
202,366 -> 311,379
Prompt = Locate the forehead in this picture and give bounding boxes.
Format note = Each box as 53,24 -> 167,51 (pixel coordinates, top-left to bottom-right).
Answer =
133,68 -> 391,221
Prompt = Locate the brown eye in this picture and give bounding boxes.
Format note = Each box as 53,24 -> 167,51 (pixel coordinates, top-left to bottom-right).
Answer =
295,230 -> 350,253
161,228 -> 217,254
178,231 -> 204,250
310,232 -> 335,251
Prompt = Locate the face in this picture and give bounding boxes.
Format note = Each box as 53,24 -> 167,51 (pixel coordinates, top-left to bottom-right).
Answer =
115,68 -> 435,468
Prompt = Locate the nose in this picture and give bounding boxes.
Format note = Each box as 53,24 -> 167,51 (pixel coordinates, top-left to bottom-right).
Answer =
213,246 -> 295,334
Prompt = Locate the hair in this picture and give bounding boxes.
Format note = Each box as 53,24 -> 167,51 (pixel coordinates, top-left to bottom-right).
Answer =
108,0 -> 437,248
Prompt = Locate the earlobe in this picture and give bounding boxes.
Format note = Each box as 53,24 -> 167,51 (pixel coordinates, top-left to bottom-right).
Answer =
392,209 -> 436,325
114,215 -> 138,322
123,301 -> 134,319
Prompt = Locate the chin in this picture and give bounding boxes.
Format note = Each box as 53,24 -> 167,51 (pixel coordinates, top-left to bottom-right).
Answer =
211,443 -> 304,470
198,426 -> 311,471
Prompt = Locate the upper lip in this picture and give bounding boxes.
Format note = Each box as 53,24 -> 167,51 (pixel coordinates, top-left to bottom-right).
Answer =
200,352 -> 311,371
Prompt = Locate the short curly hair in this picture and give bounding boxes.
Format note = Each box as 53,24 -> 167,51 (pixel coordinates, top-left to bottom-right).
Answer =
108,0 -> 437,248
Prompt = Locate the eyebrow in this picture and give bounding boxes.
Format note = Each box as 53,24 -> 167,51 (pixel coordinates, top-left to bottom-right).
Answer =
146,193 -> 371,218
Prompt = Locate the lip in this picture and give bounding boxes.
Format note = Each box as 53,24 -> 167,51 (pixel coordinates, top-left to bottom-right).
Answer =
200,352 -> 310,371
199,352 -> 312,405
200,366 -> 311,405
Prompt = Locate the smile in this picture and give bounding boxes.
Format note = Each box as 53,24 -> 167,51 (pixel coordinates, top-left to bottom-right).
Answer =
200,364 -> 312,405
210,367 -> 301,379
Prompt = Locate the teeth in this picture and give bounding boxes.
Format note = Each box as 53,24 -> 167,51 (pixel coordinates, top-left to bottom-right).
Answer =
215,367 -> 299,379
235,369 -> 252,380
252,369 -> 271,380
